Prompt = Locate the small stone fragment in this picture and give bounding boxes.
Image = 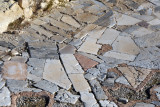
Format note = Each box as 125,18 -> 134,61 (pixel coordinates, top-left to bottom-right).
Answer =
55,89 -> 79,104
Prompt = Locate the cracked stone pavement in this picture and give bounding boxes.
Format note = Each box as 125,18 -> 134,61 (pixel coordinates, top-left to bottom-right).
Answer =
0,0 -> 160,106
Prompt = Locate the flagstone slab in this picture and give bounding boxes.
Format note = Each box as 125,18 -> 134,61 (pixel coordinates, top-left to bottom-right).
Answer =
0,87 -> 11,106
2,61 -> 27,80
61,15 -> 81,28
75,53 -> 99,71
88,26 -> 106,39
130,27 -> 153,37
43,59 -> 72,90
78,37 -> 101,55
118,67 -> 151,88
68,74 -> 91,92
148,18 -> 160,25
112,36 -> 140,55
97,28 -> 120,45
61,54 -> 84,74
116,14 -> 141,25
103,51 -> 136,61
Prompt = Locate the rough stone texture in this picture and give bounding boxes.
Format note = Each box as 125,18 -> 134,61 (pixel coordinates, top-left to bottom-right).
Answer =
80,92 -> 98,107
0,87 -> 11,106
78,37 -> 101,55
112,36 -> 140,55
61,15 -> 80,28
115,76 -> 130,86
97,28 -> 120,45
129,47 -> 160,69
75,53 -> 99,71
69,74 -> 91,92
118,67 -> 151,88
43,59 -> 72,90
34,80 -> 59,94
61,54 -> 84,74
60,45 -> 76,54
116,14 -> 141,25
88,26 -> 106,39
89,79 -> 108,100
134,102 -> 155,107
2,61 -> 27,80
54,89 -> 79,104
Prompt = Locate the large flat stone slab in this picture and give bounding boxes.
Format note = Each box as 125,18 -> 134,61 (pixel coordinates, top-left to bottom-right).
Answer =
61,54 -> 84,74
2,61 -> 27,80
78,37 -> 101,55
118,67 -> 151,88
116,14 -> 141,25
112,36 -> 140,55
43,59 -> 72,90
0,87 -> 11,106
97,28 -> 120,45
69,74 -> 91,92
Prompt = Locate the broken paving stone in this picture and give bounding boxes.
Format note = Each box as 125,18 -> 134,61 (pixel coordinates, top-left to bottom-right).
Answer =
2,61 -> 27,80
0,87 -> 11,106
78,37 -> 101,55
89,79 -> 108,100
69,74 -> 91,92
6,79 -> 28,89
97,28 -> 120,45
75,53 -> 99,71
99,100 -> 110,107
102,78 -> 115,87
130,27 -> 153,37
0,80 -> 5,89
134,31 -> 160,48
34,80 -> 59,94
61,15 -> 81,28
54,89 -> 79,104
148,18 -> 160,25
69,39 -> 82,47
27,58 -> 45,77
27,73 -> 41,82
129,47 -> 160,69
112,36 -> 140,55
61,54 -> 84,74
103,51 -> 136,61
75,13 -> 99,24
74,24 -> 97,39
115,76 -> 130,86
11,56 -> 27,63
134,102 -> 155,107
80,92 -> 98,107
43,59 -> 72,90
88,26 -> 106,39
117,67 -> 151,88
60,45 -> 76,54
116,14 -> 141,25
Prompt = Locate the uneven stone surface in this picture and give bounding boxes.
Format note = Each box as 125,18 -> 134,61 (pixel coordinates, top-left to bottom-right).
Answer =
0,0 -> 160,106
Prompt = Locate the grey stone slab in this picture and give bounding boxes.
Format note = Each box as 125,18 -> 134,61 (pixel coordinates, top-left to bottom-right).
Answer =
34,80 -> 59,94
89,79 -> 108,100
6,79 -> 28,89
129,47 -> 160,69
134,31 -> 160,48
0,80 -> 5,89
54,89 -> 79,104
149,0 -> 160,6
115,76 -> 130,86
0,87 -> 11,106
94,10 -> 113,27
80,92 -> 98,107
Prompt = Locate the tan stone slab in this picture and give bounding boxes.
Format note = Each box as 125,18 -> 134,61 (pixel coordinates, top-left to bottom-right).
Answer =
118,67 -> 151,88
61,15 -> 81,28
43,59 -> 72,90
131,27 -> 153,37
32,19 -> 47,25
103,51 -> 136,61
78,37 -> 101,55
61,54 -> 84,74
41,16 -> 76,31
69,74 -> 91,92
75,13 -> 99,23
88,26 -> 106,39
30,24 -> 53,38
117,14 -> 141,25
97,28 -> 120,45
2,61 -> 27,80
112,36 -> 140,55
74,24 -> 97,39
